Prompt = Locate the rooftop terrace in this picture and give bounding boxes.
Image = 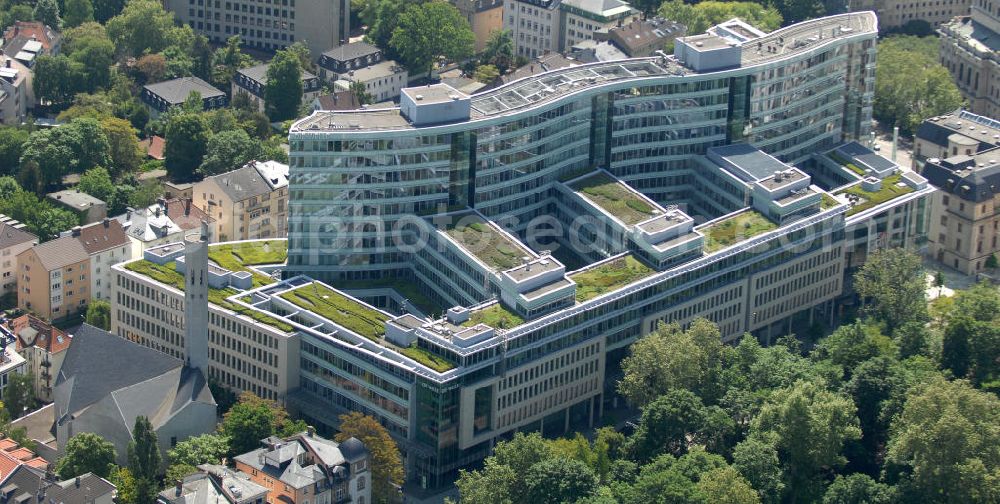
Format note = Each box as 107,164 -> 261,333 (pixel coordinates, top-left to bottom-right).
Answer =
444,213 -> 533,271
569,254 -> 655,302
836,173 -> 914,216
570,172 -> 659,225
699,209 -> 778,252
278,282 -> 389,341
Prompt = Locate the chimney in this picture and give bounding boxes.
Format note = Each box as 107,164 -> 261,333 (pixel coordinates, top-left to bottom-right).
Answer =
70,226 -> 81,237
74,476 -> 80,488
4,60 -> 8,69
102,218 -> 109,228
307,426 -> 315,437
175,479 -> 183,496
185,199 -> 191,216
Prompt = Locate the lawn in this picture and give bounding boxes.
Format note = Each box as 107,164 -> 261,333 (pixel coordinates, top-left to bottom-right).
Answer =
571,172 -> 656,225
208,240 -> 287,287
569,255 -> 655,302
820,193 -> 840,210
701,210 -> 778,252
280,283 -> 389,341
397,344 -> 456,372
446,218 -> 526,271
840,174 -> 913,216
124,260 -> 293,332
462,303 -> 525,329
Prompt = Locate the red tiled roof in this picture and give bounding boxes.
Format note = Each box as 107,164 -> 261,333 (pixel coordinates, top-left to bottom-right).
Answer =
23,457 -> 47,469
139,135 -> 166,160
7,448 -> 34,461
10,314 -> 71,355
2,21 -> 59,52
75,219 -> 130,255
163,198 -> 215,231
0,439 -> 18,451
0,452 -> 20,482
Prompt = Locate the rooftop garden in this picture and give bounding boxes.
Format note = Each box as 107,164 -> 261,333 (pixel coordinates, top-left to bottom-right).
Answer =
569,254 -> 655,302
397,344 -> 456,373
279,283 -> 389,341
570,172 -> 656,225
820,193 -> 840,210
701,210 -> 778,252
839,173 -> 913,217
446,218 -> 527,271
208,240 -> 287,287
124,260 -> 293,332
462,303 -> 525,329
335,278 -> 444,316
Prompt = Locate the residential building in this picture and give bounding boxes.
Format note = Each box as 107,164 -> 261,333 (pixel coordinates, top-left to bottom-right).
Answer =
158,464 -> 269,504
849,0 -> 971,30
0,436 -> 52,472
560,0 -> 637,50
915,110 -> 1000,274
113,198 -> 216,256
0,217 -> 37,297
163,0 -> 349,60
0,465 -> 115,504
333,61 -> 408,103
139,135 -> 166,160
312,90 -> 362,111
233,63 -> 323,113
115,13 -> 939,489
0,337 -> 26,397
193,160 -> 290,241
233,431 -> 370,504
939,0 -> 1000,117
1,21 -> 61,64
504,0 -> 563,57
47,190 -> 107,225
71,219 -> 132,301
53,323 -> 217,468
8,314 -> 72,403
17,238 -> 90,322
165,180 -> 195,200
451,0 -> 505,51
0,56 -> 31,125
141,76 -> 228,116
603,17 -> 685,57
317,42 -> 382,82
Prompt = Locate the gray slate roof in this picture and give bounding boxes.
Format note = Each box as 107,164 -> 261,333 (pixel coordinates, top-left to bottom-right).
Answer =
26,236 -> 89,270
237,63 -> 317,86
0,221 -> 35,249
208,164 -> 272,202
144,76 -> 226,105
2,465 -> 115,504
322,41 -> 380,62
56,323 -> 183,417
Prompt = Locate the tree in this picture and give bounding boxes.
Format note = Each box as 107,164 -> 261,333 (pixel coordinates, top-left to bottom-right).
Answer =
473,64 -> 499,84
772,0 -> 825,24
524,457 -> 598,504
934,271 -> 945,296
619,318 -> 728,407
854,248 -> 927,331
108,467 -> 137,504
63,0 -> 94,27
92,0 -> 126,22
78,166 -> 115,202
2,373 -> 34,419
986,253 -> 999,270
165,463 -> 198,485
127,181 -> 163,209
33,0 -> 61,28
627,389 -> 714,461
732,438 -> 784,504
168,433 -> 229,467
201,129 -> 259,176
220,392 -> 277,455
128,416 -> 160,504
0,128 -> 28,176
822,474 -> 893,504
350,80 -> 373,106
696,466 -> 762,504
100,117 -> 143,177
33,55 -> 79,105
390,2 -> 475,78
812,321 -> 896,376
875,36 -> 965,135
365,0 -> 412,60
482,30 -> 514,74
106,0 -> 181,57
56,432 -> 116,479
939,282 -> 1000,385
165,113 -> 210,182
84,299 -> 111,329
264,49 -> 303,121
885,377 -> 1000,503
658,0 -> 782,35
750,380 -> 861,501
335,412 -> 404,504
135,53 -> 168,84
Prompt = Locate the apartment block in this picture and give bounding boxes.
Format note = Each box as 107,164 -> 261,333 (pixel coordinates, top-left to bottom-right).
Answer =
504,0 -> 637,57
560,0 -> 636,50
451,0 -> 505,51
916,110 -> 1000,274
849,0 -> 971,30
232,63 -> 323,113
194,160 -> 290,241
0,217 -> 37,297
141,77 -> 228,117
17,239 -> 90,322
71,219 -> 132,301
8,314 -> 71,403
939,0 -> 1000,117
163,0 -> 349,61
0,56 -> 30,125
111,198 -> 217,257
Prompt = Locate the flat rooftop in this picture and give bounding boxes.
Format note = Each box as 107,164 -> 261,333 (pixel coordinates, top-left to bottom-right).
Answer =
710,144 -> 792,183
444,212 -> 533,271
757,168 -> 807,191
699,209 -> 778,252
834,142 -> 897,174
505,256 -> 562,282
402,84 -> 469,104
569,171 -> 661,225
569,254 -> 655,302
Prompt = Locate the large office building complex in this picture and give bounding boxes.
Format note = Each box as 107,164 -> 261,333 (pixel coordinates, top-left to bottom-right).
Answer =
113,12 -> 935,489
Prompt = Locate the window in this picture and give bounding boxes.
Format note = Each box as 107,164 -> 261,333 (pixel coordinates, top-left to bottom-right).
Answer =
357,476 -> 365,490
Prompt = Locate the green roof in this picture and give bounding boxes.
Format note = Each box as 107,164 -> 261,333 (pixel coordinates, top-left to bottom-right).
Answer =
701,210 -> 778,252
838,174 -> 914,216
397,344 -> 456,372
445,216 -> 529,271
462,303 -> 525,329
569,254 -> 655,302
208,240 -> 287,287
279,283 -> 389,341
570,172 -> 656,225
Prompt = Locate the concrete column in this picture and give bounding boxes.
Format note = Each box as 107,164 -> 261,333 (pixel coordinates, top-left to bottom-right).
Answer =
183,220 -> 210,374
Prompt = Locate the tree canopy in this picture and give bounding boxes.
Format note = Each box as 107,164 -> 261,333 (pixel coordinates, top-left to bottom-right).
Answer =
264,49 -> 303,121
874,36 -> 965,135
390,1 -> 475,77
56,432 -> 116,479
336,412 -> 405,503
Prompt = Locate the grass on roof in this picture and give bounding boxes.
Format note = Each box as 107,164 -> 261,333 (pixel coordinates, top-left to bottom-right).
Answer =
336,278 -> 444,316
397,344 -> 456,372
829,150 -> 866,176
208,240 -> 287,287
569,255 -> 655,302
446,220 -> 525,271
840,173 -> 913,216
701,210 -> 778,252
820,193 -> 840,210
571,172 -> 656,225
462,303 -> 525,329
280,283 -> 389,341
124,260 -> 293,332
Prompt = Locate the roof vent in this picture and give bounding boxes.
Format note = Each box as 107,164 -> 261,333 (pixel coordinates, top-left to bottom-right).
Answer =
415,94 -> 424,100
